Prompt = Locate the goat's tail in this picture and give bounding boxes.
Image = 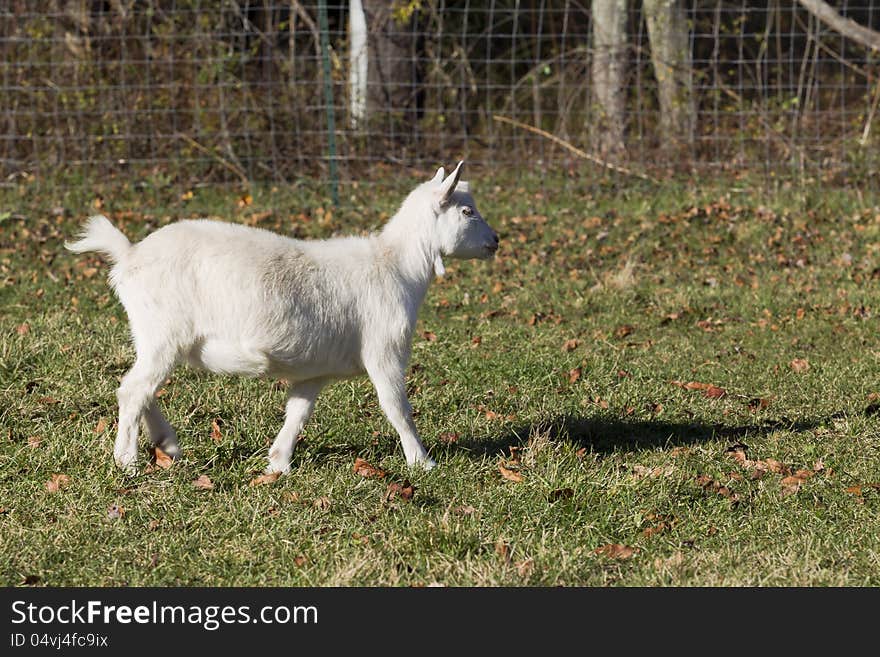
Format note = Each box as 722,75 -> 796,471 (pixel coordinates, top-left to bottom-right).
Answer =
65,214 -> 131,264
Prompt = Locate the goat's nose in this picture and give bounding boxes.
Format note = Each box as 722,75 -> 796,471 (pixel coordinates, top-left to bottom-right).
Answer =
492,232 -> 499,244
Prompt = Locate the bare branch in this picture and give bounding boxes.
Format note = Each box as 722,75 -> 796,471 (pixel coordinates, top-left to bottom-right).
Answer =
796,0 -> 880,53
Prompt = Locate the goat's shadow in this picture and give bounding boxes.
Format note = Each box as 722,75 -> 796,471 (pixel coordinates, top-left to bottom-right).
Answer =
451,413 -> 832,458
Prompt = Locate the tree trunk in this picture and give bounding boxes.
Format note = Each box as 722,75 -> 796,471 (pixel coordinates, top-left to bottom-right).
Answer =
349,0 -> 368,127
591,0 -> 628,160
644,0 -> 694,146
361,0 -> 421,127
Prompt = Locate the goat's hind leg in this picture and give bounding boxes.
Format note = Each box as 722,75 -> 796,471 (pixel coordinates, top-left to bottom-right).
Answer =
144,400 -> 179,458
114,349 -> 175,472
266,378 -> 326,475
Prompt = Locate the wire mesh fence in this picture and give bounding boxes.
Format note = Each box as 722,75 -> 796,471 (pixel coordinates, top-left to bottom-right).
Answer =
2,1 -> 878,196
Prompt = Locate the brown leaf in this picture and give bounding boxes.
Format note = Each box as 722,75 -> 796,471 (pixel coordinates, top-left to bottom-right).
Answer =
15,323 -> 30,335
567,367 -> 582,384
790,358 -> 810,373
313,496 -> 331,510
210,418 -> 223,444
152,446 -> 174,469
515,558 -> 534,577
671,381 -> 726,398
548,488 -> 574,502
438,431 -> 460,444
384,480 -> 415,502
106,504 -> 125,520
27,436 -> 41,449
192,475 -> 214,490
494,538 -> 511,563
421,330 -> 437,342
747,397 -> 771,411
249,472 -> 280,487
762,458 -> 788,474
703,385 -> 726,399
294,555 -> 307,567
470,335 -> 482,347
353,457 -> 387,479
780,476 -> 804,495
780,469 -> 814,495
454,504 -> 476,516
641,514 -> 674,538
562,339 -> 580,352
45,473 -> 70,493
94,417 -> 107,435
82,267 -> 98,278
498,462 -> 524,483
614,324 -> 635,339
696,474 -> 738,501
593,543 -> 636,559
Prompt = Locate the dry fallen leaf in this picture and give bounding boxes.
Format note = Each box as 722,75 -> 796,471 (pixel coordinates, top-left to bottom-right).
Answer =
294,555 -> 307,567
454,504 -> 476,516
192,475 -> 214,490
16,323 -> 30,335
384,480 -> 415,502
313,496 -> 331,510
548,488 -> 574,502
106,504 -> 125,520
562,339 -> 580,352
94,417 -> 108,435
152,446 -> 174,469
696,474 -> 739,501
249,472 -> 280,487
210,418 -> 223,444
593,543 -> 636,559
614,325 -> 635,339
747,397 -> 772,411
498,462 -> 524,483
438,431 -> 460,444
567,367 -> 582,384
671,381 -> 726,398
763,458 -> 788,475
27,436 -> 41,449
790,358 -> 810,373
421,330 -> 438,342
45,473 -> 70,493
353,457 -> 387,479
494,539 -> 511,563
515,558 -> 534,577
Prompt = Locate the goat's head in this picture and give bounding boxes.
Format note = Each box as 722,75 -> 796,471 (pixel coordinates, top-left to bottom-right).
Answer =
428,161 -> 499,270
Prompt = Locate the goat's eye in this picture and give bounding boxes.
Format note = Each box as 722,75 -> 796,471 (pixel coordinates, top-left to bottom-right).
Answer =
462,206 -> 473,217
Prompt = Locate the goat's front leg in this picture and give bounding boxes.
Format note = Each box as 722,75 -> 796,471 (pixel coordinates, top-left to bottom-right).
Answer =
266,378 -> 326,474
366,363 -> 436,470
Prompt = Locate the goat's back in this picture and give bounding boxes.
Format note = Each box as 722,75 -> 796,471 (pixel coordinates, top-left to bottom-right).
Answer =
112,220 -> 380,377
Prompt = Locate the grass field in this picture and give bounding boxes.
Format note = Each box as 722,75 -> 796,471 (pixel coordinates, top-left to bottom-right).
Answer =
2,171 -> 880,586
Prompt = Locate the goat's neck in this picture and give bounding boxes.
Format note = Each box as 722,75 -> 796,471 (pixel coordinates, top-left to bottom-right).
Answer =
380,207 -> 440,301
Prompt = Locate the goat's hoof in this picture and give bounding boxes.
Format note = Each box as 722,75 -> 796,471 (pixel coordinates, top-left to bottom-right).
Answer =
265,460 -> 290,476
114,454 -> 137,474
154,437 -> 180,459
410,456 -> 437,471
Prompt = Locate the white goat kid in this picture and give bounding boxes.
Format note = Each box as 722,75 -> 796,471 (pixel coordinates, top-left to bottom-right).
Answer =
66,161 -> 498,475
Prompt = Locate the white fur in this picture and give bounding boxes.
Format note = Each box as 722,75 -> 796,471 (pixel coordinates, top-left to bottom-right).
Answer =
65,162 -> 498,474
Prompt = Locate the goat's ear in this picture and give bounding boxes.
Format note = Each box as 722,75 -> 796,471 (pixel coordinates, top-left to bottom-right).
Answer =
430,167 -> 445,184
434,160 -> 464,209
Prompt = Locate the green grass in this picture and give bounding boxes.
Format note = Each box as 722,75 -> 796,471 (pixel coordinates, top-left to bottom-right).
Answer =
2,172 -> 880,586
